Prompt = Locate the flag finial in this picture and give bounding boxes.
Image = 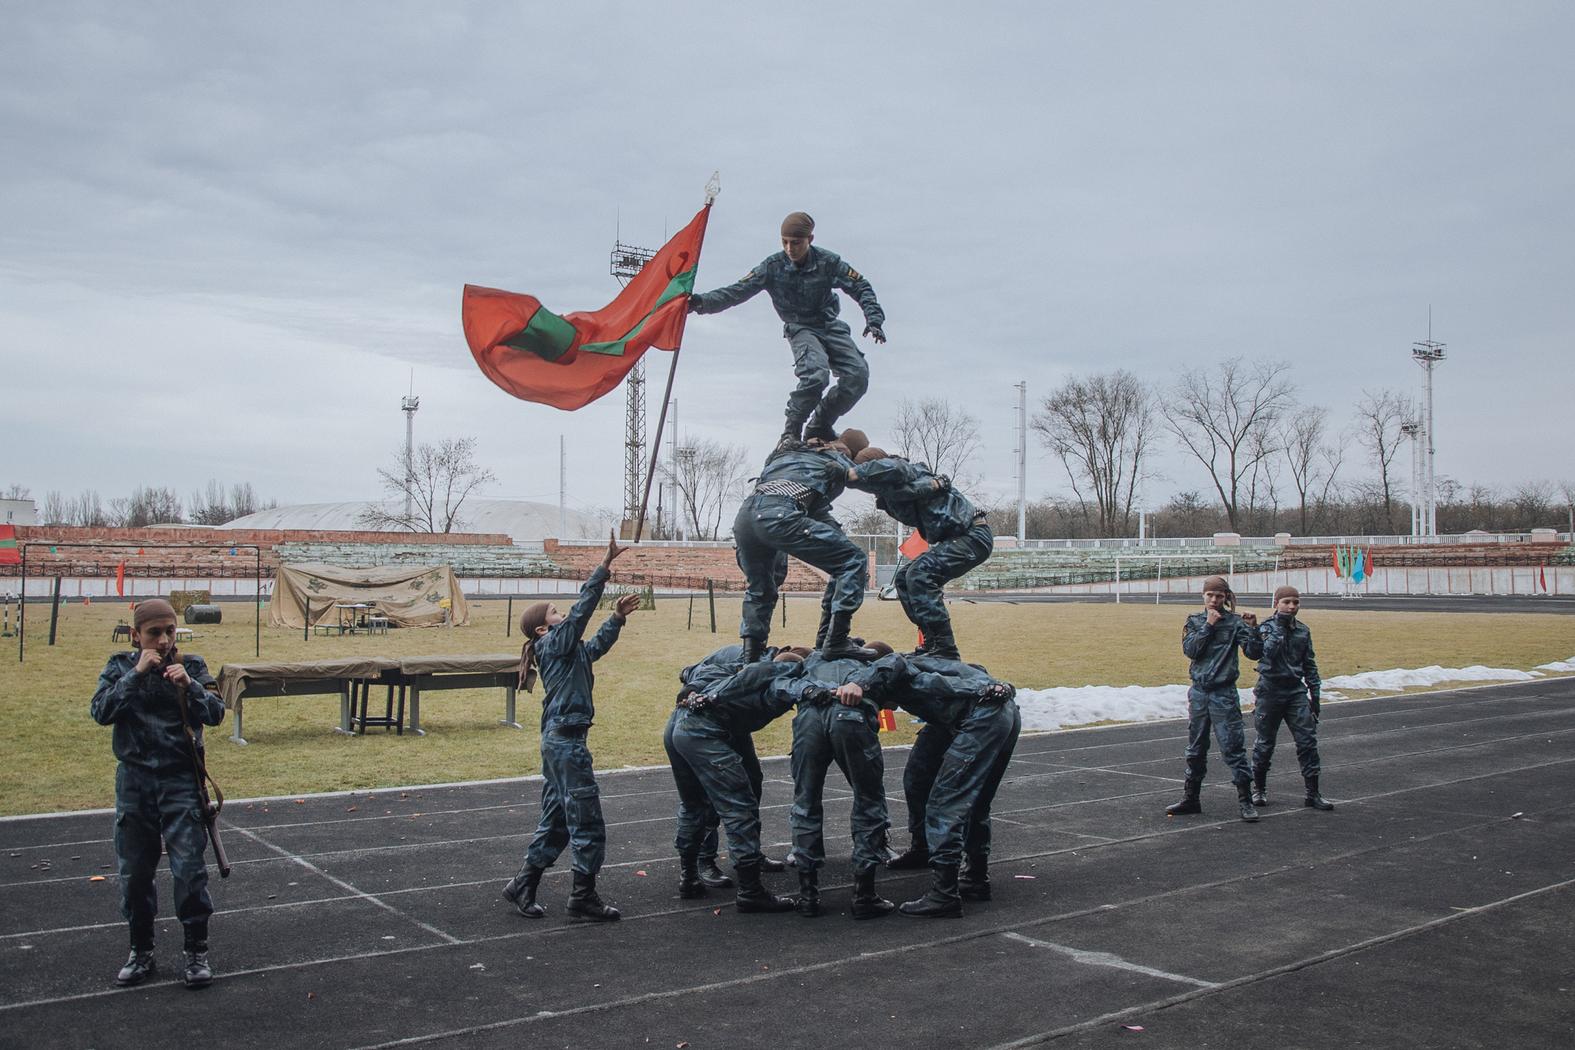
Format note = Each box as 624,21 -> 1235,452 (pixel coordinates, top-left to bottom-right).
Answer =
704,171 -> 721,205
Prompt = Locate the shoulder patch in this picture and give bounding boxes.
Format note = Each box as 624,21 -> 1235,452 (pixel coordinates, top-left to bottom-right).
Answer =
740,269 -> 756,282
846,267 -> 863,282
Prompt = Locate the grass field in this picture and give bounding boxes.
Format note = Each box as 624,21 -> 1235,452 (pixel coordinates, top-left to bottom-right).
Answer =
0,595 -> 1569,815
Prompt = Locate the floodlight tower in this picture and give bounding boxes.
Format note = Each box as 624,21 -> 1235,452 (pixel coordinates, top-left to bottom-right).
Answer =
1400,420 -> 1423,537
1411,330 -> 1446,537
401,377 -> 420,521
611,238 -> 658,533
1014,381 -> 1028,543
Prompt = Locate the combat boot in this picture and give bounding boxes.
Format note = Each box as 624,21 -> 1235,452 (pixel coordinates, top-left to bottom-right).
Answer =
115,947 -> 157,987
778,414 -> 807,450
1304,776 -> 1335,811
899,863 -> 963,918
1252,765 -> 1270,806
1164,779 -> 1203,816
502,862 -> 547,918
181,923 -> 212,990
819,612 -> 878,661
740,637 -> 766,664
1235,781 -> 1260,823
959,854 -> 991,901
678,853 -> 707,899
886,839 -> 930,870
814,608 -> 833,650
759,855 -> 787,873
734,861 -> 796,913
566,871 -> 621,922
922,623 -> 960,661
851,867 -> 895,919
802,411 -> 837,443
696,857 -> 734,889
795,868 -> 821,917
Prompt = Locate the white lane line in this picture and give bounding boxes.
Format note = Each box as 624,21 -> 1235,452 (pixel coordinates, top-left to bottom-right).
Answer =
1000,931 -> 1219,988
227,825 -> 461,946
984,874 -> 1575,1048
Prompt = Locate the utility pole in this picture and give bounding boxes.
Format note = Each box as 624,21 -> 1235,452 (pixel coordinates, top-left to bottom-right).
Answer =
1411,315 -> 1446,538
1014,381 -> 1028,543
1400,420 -> 1422,537
400,373 -> 419,522
558,435 -> 566,538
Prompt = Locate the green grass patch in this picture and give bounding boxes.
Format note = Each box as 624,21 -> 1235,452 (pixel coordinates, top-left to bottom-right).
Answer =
0,596 -> 1569,815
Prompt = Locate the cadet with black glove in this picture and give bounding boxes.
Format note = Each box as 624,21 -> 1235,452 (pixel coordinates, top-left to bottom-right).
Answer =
1251,586 -> 1332,811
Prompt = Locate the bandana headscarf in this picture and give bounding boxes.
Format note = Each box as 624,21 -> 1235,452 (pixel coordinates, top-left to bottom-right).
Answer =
517,602 -> 552,692
1201,576 -> 1236,612
133,598 -> 177,630
781,211 -> 814,238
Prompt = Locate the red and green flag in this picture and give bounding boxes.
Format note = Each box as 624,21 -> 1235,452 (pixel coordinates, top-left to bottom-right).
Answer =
463,204 -> 711,411
0,525 -> 18,566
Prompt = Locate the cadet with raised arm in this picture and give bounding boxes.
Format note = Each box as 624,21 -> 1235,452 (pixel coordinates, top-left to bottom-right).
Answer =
847,445 -> 992,659
503,534 -> 642,922
91,598 -> 226,989
690,211 -> 885,446
1164,577 -> 1263,822
1251,586 -> 1333,811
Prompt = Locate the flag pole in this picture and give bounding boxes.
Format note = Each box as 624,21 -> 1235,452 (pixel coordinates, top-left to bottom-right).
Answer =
634,176 -> 718,542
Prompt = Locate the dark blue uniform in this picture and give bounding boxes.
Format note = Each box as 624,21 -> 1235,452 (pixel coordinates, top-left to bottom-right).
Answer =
691,246 -> 884,436
671,645 -> 768,868
1252,613 -> 1323,781
667,662 -> 804,869
91,651 -> 226,951
733,443 -> 866,646
523,565 -> 626,876
788,654 -> 891,873
1180,611 -> 1264,787
849,456 -> 992,648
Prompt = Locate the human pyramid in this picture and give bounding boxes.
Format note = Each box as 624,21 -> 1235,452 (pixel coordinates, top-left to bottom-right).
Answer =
90,211 -> 1328,990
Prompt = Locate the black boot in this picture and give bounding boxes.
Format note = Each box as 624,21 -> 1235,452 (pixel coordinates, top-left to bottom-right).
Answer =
1304,776 -> 1334,811
1235,780 -> 1260,823
778,416 -> 807,451
959,854 -> 992,901
802,410 -> 837,443
819,611 -> 877,661
1164,779 -> 1203,816
1252,765 -> 1270,807
678,853 -> 707,899
566,871 -> 621,922
696,857 -> 734,889
899,863 -> 963,918
814,607 -> 833,650
734,861 -> 796,913
115,946 -> 157,987
180,927 -> 212,990
795,868 -> 821,917
852,867 -> 896,919
922,623 -> 960,661
886,839 -> 930,870
502,862 -> 547,918
740,637 -> 766,664
759,855 -> 787,873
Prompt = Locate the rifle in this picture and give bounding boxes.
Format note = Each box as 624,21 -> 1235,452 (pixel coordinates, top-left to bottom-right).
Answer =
171,649 -> 232,878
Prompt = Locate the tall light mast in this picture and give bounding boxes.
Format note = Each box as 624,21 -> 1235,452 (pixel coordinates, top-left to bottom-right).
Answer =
1411,324 -> 1446,538
1014,381 -> 1028,543
401,376 -> 419,521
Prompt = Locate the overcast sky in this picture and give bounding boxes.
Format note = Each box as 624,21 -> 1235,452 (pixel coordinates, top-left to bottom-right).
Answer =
3,2 -> 1571,527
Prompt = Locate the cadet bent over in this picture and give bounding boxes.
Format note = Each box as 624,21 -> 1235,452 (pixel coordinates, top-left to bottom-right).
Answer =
668,656 -> 817,914
504,534 -> 642,922
1165,576 -> 1263,822
690,211 -> 885,445
91,598 -> 226,989
846,654 -> 1020,917
848,445 -> 993,659
733,437 -> 874,661
1252,586 -> 1333,811
788,646 -> 899,919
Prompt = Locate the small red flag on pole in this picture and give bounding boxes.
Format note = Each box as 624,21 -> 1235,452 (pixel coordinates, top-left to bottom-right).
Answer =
115,562 -> 125,597
899,532 -> 929,561
877,709 -> 897,732
1539,564 -> 1548,592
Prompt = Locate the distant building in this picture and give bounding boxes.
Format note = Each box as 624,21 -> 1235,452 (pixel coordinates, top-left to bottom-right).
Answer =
1,499 -> 37,526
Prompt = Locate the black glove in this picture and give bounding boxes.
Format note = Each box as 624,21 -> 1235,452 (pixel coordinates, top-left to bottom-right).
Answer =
803,686 -> 836,707
1309,692 -> 1321,721
934,474 -> 952,492
687,296 -> 701,314
863,324 -> 885,343
979,682 -> 1015,705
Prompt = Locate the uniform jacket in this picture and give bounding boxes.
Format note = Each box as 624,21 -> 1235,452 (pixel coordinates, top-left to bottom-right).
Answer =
687,660 -> 804,735
1255,614 -> 1321,697
848,457 -> 980,542
878,653 -> 1001,731
91,651 -> 226,773
536,565 -> 625,731
1181,611 -> 1264,691
755,444 -> 856,516
690,246 -> 883,333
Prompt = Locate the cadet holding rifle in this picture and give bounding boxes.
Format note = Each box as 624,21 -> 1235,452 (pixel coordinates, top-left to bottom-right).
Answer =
91,598 -> 226,990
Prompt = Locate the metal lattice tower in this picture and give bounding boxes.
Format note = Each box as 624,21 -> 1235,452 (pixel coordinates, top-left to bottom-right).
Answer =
1411,327 -> 1446,538
611,239 -> 657,529
1400,420 -> 1423,537
400,377 -> 419,522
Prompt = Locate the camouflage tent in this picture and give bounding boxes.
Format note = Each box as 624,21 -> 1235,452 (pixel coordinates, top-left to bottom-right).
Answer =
267,563 -> 470,629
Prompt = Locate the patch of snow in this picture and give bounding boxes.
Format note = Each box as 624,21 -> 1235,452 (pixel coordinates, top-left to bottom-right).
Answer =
1317,665 -> 1540,692
1016,684 -> 1192,731
1534,657 -> 1575,673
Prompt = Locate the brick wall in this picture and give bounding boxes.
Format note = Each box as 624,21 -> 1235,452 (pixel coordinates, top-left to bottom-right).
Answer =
541,539 -> 861,591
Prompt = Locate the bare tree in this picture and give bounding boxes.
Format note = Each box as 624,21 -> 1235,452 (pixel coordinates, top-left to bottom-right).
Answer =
70,490 -> 109,527
1560,479 -> 1575,536
663,437 -> 749,540
1354,389 -> 1412,534
1280,406 -> 1340,534
42,490 -> 68,524
1031,370 -> 1158,537
115,487 -> 184,527
1162,358 -> 1296,531
359,437 -> 497,533
890,397 -> 983,492
2,484 -> 29,500
1509,480 -> 1556,529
